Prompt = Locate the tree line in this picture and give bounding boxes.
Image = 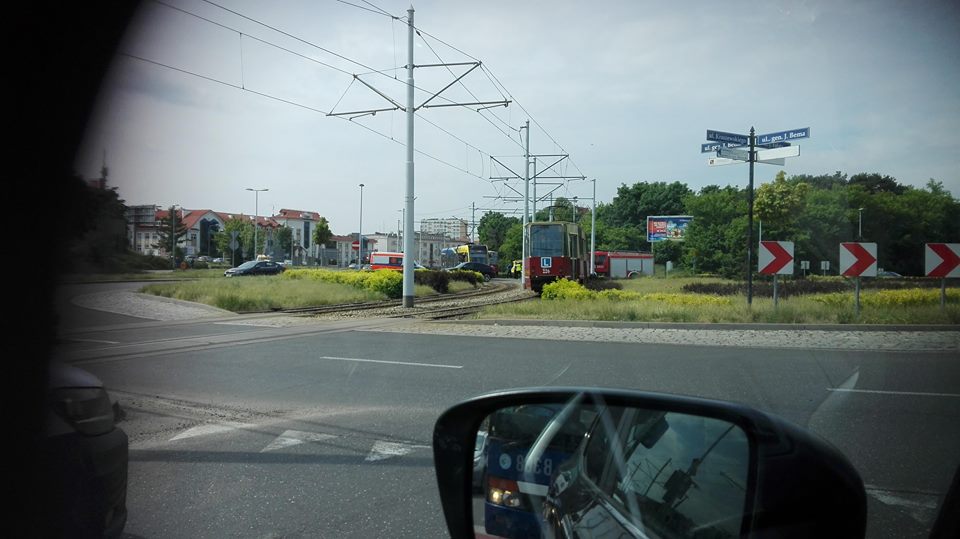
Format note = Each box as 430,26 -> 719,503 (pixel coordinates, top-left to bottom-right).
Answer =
478,172 -> 959,278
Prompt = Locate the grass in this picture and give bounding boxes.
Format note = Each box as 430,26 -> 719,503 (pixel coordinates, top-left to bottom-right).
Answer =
142,277 -> 385,312
616,276 -> 732,294
141,273 -> 481,312
479,280 -> 960,325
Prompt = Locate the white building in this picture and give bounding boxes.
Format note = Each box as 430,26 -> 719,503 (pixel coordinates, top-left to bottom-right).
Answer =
419,217 -> 469,241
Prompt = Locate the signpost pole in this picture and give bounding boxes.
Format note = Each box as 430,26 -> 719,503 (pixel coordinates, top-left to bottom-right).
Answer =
855,277 -> 861,317
773,274 -> 779,309
747,127 -> 756,306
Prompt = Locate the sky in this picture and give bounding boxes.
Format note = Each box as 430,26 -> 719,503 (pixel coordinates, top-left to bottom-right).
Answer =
75,0 -> 960,236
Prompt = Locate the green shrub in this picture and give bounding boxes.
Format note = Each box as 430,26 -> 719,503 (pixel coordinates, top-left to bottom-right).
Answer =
448,270 -> 482,286
414,269 -> 450,293
585,277 -> 623,291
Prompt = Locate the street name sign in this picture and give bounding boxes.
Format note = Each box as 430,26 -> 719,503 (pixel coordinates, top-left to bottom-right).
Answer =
718,147 -> 751,161
925,243 -> 960,278
706,130 -> 749,145
759,241 -> 794,275
701,142 -> 743,153
755,146 -> 800,160
708,156 -> 786,166
840,242 -> 877,277
756,127 -> 810,145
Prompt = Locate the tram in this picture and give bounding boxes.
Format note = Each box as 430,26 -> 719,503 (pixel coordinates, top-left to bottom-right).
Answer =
524,221 -> 588,292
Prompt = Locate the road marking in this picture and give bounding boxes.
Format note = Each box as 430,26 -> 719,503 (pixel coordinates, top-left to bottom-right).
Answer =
866,485 -> 940,524
169,422 -> 255,441
364,440 -> 431,462
318,355 -> 462,369
827,388 -> 960,398
62,338 -> 121,344
261,430 -> 338,452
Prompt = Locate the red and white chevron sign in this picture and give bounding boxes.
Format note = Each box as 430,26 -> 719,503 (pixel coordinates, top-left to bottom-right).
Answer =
840,242 -> 877,277
925,243 -> 960,278
758,241 -> 794,275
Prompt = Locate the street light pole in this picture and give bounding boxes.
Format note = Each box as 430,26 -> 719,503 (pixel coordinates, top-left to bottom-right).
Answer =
590,179 -> 596,274
858,207 -> 864,240
358,183 -> 365,269
246,188 -> 268,260
170,204 -> 177,269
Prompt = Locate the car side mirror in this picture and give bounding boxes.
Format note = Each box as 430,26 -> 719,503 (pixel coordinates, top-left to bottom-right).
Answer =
433,388 -> 866,538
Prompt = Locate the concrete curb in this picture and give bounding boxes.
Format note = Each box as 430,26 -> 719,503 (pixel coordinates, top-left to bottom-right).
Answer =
440,319 -> 960,332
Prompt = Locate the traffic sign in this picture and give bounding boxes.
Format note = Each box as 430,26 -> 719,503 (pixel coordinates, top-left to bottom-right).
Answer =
230,230 -> 239,251
840,242 -> 877,277
925,243 -> 960,278
701,142 -> 743,153
821,261 -> 830,270
758,141 -> 791,149
706,130 -> 749,145
718,147 -> 751,161
758,241 -> 794,275
800,260 -> 810,270
352,240 -> 360,250
755,145 -> 800,160
756,127 -> 810,145
708,156 -> 785,166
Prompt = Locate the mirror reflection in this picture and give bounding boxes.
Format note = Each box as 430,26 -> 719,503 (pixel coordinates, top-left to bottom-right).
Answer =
473,401 -> 750,539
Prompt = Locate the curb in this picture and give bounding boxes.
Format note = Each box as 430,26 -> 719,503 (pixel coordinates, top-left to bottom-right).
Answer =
439,319 -> 960,332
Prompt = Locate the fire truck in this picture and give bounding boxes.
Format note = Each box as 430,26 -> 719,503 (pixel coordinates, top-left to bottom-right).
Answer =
593,251 -> 654,278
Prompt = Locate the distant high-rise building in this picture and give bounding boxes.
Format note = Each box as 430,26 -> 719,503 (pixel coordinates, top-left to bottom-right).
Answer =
420,217 -> 468,241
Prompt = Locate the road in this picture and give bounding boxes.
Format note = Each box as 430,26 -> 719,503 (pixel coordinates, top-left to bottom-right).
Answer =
53,282 -> 960,538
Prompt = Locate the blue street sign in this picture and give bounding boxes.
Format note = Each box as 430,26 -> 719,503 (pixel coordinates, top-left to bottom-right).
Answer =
757,141 -> 791,149
756,127 -> 810,145
701,141 -> 744,153
706,130 -> 749,145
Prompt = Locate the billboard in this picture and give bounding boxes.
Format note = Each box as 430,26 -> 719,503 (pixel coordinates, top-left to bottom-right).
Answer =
647,215 -> 693,242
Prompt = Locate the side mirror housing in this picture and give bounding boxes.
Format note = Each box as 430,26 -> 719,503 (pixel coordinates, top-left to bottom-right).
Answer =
433,387 -> 866,538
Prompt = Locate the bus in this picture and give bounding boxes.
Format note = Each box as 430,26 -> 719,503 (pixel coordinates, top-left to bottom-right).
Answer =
455,243 -> 489,266
525,221 -> 588,292
482,403 -> 595,539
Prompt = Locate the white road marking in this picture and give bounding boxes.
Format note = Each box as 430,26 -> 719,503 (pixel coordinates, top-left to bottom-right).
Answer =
261,430 -> 338,452
63,338 -> 120,344
866,486 -> 940,524
827,388 -> 960,398
364,440 -> 431,462
318,355 -> 462,369
169,422 -> 254,442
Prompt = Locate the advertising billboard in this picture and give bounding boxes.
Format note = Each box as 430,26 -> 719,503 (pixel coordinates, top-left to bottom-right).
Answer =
647,215 -> 692,242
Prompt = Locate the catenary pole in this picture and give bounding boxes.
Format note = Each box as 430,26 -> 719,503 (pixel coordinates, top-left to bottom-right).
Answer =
402,6 -> 416,307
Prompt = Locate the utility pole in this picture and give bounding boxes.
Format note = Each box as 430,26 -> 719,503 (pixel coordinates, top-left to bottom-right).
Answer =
246,187 -> 268,260
591,178 -> 596,274
522,120 -> 530,287
171,205 -> 176,269
326,6 -> 509,304
532,157 -> 537,219
358,183 -> 364,269
402,7 -> 415,306
471,201 -> 476,242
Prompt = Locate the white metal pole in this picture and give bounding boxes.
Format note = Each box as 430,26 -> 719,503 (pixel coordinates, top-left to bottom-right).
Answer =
590,179 -> 596,274
522,120 -> 530,287
358,183 -> 364,270
402,6 -> 416,307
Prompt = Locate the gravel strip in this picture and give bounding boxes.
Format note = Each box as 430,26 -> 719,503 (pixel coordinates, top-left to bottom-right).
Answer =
370,323 -> 960,351
73,290 -> 236,321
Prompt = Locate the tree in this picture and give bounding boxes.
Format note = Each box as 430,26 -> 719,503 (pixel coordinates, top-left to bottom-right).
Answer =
276,226 -> 293,258
755,171 -> 811,245
312,217 -> 332,265
682,186 -> 748,278
215,218 -> 252,265
478,212 -> 520,251
498,223 -> 524,264
604,181 -> 692,227
153,206 -> 189,259
848,173 -> 906,195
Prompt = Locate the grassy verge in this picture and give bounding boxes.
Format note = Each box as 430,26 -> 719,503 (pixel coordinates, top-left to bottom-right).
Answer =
142,277 -> 385,311
480,279 -> 960,324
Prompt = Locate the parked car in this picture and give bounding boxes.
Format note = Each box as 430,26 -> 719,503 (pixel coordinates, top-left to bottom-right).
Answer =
44,362 -> 128,538
449,261 -> 496,281
212,257 -> 224,263
224,260 -> 285,276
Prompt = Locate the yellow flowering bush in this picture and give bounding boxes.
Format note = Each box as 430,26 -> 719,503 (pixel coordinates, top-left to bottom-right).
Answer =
811,288 -> 958,307
282,268 -> 402,298
542,279 -> 731,305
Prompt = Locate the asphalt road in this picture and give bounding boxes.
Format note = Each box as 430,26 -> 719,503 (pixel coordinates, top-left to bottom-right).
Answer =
54,284 -> 960,538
